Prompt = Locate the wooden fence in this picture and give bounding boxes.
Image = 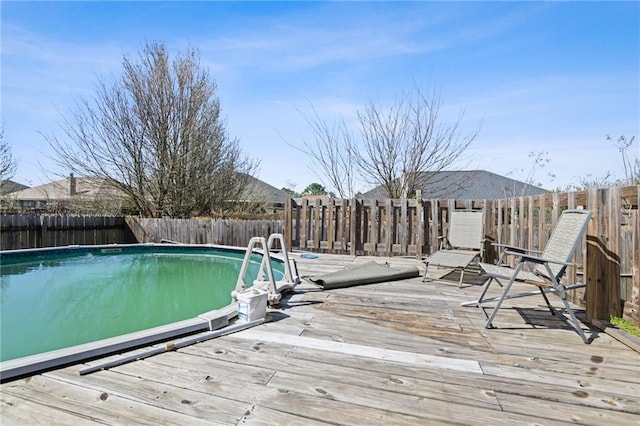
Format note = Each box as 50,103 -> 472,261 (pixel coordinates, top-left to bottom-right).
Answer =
0,216 -> 283,250
285,185 -> 639,325
0,215 -> 134,250
125,217 -> 284,248
1,185 -> 638,327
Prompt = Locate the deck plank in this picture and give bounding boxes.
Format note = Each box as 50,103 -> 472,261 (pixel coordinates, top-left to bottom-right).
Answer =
183,337 -> 502,411
2,374 -> 216,425
1,392 -> 103,426
46,365 -> 252,424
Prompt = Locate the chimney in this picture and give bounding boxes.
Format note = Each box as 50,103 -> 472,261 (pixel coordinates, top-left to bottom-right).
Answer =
69,173 -> 76,196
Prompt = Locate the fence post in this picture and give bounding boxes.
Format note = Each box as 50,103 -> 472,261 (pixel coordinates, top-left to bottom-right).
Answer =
627,185 -> 640,326
300,198 -> 309,250
586,188 -> 622,322
429,199 -> 439,256
326,198 -> 335,251
349,198 -> 359,256
312,198 -> 321,250
482,200 -> 495,262
416,197 -> 425,259
384,199 -> 393,256
400,198 -> 408,255
284,199 -> 293,250
340,199 -> 348,252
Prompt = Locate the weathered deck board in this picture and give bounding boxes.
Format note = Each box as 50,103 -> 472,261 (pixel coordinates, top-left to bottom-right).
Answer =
2,253 -> 639,425
2,374 -> 217,425
282,345 -> 640,416
1,392 -> 100,426
45,365 -> 253,424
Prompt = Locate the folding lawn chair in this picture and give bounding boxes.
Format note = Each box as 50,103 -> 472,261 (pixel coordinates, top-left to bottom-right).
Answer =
423,209 -> 485,287
462,209 -> 593,343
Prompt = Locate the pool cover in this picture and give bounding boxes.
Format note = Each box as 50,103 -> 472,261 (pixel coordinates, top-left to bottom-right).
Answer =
309,261 -> 420,290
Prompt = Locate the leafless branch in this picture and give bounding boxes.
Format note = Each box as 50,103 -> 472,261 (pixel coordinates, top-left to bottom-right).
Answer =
46,42 -> 258,217
300,86 -> 478,199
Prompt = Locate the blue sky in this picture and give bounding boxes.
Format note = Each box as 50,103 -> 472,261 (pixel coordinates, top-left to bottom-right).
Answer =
2,1 -> 639,193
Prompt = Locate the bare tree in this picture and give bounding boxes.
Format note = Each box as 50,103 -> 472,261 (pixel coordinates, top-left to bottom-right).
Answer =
609,134 -> 639,185
559,135 -> 638,191
0,127 -> 17,184
46,42 -> 258,218
504,151 -> 555,197
296,105 -> 356,198
297,86 -> 478,199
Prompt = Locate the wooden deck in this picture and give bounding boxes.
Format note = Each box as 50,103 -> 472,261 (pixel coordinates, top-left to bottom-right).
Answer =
2,254 -> 639,425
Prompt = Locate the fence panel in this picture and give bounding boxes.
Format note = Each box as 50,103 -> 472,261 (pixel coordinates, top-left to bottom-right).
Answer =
0,214 -> 131,250
126,217 -> 284,248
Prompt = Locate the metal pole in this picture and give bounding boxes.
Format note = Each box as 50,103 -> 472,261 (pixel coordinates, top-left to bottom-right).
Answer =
79,319 -> 263,375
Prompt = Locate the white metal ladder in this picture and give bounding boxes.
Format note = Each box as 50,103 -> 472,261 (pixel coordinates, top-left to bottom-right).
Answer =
233,233 -> 300,306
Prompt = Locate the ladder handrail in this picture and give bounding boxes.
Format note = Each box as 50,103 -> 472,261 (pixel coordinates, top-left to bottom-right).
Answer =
234,233 -> 298,306
265,233 -> 297,285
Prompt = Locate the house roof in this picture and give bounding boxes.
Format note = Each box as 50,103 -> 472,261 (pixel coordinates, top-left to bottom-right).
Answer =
239,174 -> 293,205
361,170 -> 547,200
3,173 -> 292,206
3,176 -> 126,201
0,180 -> 29,196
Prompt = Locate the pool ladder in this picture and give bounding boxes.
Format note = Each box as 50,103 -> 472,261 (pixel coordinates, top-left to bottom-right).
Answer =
233,233 -> 300,306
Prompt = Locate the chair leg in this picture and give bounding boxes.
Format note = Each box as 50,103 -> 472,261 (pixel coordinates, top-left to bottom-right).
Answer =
476,277 -> 494,305
460,275 -> 494,308
556,288 -> 590,343
459,268 -> 464,288
538,287 -> 556,315
422,261 -> 430,282
484,263 -> 525,329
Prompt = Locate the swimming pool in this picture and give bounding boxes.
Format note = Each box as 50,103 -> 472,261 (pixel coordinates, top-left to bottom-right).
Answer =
0,243 -> 288,380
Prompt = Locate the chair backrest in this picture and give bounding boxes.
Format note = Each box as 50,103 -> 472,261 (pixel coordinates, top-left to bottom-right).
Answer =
447,210 -> 484,250
536,209 -> 592,279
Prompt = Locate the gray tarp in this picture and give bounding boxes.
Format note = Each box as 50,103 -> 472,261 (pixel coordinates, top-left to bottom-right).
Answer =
309,261 -> 420,290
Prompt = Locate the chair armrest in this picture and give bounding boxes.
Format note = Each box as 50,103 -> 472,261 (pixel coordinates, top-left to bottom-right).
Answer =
492,243 -> 540,265
492,243 -> 542,255
513,251 -> 573,267
437,236 -> 451,250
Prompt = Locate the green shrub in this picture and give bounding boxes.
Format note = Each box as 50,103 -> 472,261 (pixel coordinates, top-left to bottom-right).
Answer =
610,316 -> 640,338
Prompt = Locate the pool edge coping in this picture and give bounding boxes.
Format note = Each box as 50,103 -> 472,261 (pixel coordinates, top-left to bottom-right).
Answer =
0,305 -> 238,382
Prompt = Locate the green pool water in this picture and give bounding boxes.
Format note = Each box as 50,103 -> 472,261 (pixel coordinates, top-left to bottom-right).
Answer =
0,247 -> 282,362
